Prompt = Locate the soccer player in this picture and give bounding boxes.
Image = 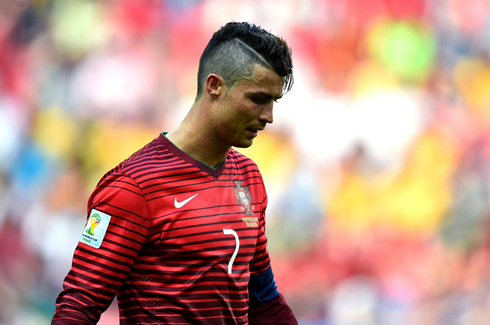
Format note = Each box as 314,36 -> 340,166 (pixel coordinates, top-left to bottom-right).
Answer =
52,22 -> 297,324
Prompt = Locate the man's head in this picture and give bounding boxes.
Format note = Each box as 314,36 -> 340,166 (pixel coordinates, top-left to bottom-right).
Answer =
196,22 -> 293,100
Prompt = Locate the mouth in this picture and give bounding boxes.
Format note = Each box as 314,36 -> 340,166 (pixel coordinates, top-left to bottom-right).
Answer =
246,127 -> 263,138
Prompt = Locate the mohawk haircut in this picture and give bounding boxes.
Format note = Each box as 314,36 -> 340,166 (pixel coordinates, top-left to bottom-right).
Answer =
196,22 -> 293,100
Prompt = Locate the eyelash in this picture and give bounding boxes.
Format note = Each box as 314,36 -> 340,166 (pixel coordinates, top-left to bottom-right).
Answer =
251,97 -> 279,104
251,98 -> 266,104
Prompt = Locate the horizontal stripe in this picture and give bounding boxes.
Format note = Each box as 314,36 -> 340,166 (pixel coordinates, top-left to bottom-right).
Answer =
54,135 -> 271,324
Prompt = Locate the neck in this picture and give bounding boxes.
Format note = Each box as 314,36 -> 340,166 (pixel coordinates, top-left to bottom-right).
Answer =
166,103 -> 230,168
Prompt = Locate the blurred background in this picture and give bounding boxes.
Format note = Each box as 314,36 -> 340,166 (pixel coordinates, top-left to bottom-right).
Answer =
1,0 -> 490,324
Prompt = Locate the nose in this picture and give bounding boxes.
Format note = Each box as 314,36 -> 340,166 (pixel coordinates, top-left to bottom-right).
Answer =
259,103 -> 274,124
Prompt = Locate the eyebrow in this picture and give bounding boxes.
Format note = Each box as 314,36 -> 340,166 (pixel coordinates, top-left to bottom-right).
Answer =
252,91 -> 283,101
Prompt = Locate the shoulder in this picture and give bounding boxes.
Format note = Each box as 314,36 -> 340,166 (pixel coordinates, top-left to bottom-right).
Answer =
227,149 -> 265,188
96,135 -> 170,186
228,148 -> 260,171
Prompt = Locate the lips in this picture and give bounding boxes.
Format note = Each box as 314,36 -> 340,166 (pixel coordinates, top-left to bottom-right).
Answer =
246,127 -> 263,138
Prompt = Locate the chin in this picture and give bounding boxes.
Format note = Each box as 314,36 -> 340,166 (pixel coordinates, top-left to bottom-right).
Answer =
232,139 -> 254,149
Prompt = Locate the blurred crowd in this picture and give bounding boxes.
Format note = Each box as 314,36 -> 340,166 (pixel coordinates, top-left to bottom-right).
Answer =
1,0 -> 490,324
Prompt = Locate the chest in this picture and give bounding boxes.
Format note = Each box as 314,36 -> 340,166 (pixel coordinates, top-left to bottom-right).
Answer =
143,178 -> 263,273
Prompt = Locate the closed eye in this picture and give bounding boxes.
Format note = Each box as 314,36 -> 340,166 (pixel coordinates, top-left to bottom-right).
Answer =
249,93 -> 282,104
250,95 -> 270,105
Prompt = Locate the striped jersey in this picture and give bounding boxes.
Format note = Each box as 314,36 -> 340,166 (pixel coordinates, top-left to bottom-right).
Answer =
53,133 -> 272,324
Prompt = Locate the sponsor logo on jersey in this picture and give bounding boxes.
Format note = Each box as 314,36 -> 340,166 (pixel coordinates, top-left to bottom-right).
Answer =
233,180 -> 254,215
80,209 -> 111,249
174,193 -> 198,208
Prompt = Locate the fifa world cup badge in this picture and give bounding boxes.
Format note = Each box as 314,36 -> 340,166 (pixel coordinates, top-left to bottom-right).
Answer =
233,180 -> 254,215
80,209 -> 111,248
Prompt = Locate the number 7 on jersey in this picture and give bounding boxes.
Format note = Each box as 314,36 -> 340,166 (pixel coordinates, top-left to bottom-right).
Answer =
223,229 -> 240,274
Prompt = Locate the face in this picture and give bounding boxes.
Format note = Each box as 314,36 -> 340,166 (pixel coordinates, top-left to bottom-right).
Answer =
210,65 -> 285,149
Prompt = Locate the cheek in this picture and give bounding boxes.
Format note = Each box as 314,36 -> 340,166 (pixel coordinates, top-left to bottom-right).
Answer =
235,103 -> 259,119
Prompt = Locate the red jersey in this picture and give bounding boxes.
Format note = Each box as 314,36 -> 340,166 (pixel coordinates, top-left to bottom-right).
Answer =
53,133 -> 274,324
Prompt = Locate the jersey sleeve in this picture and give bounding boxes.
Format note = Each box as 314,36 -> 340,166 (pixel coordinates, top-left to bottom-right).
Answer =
52,172 -> 150,324
250,175 -> 271,274
248,293 -> 298,325
248,174 -> 298,324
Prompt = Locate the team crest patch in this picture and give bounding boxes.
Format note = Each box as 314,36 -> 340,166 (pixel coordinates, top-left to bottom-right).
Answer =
233,180 -> 254,215
80,209 -> 111,248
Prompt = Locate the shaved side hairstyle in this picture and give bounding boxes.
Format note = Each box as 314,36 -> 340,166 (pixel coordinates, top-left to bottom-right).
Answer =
196,22 -> 294,100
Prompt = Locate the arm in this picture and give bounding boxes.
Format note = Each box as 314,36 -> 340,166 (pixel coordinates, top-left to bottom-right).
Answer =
248,177 -> 297,324
52,172 -> 150,324
248,266 -> 298,325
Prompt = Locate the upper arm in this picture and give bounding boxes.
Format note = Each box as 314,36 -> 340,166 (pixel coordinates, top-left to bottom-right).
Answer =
52,172 -> 150,323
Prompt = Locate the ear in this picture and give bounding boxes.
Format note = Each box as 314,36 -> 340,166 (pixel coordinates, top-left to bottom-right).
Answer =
205,74 -> 223,99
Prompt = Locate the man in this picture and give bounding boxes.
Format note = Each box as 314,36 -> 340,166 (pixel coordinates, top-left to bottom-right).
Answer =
52,22 -> 297,324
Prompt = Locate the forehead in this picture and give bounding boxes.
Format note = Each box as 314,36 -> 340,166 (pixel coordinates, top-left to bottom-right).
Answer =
232,65 -> 285,97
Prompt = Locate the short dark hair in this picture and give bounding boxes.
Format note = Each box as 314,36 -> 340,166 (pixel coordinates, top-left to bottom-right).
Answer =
196,22 -> 293,100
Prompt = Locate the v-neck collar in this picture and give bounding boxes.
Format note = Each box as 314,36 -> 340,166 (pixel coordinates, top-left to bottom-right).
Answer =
157,133 -> 227,179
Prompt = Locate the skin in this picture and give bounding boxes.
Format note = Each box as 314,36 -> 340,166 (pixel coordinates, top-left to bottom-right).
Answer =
167,64 -> 285,168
